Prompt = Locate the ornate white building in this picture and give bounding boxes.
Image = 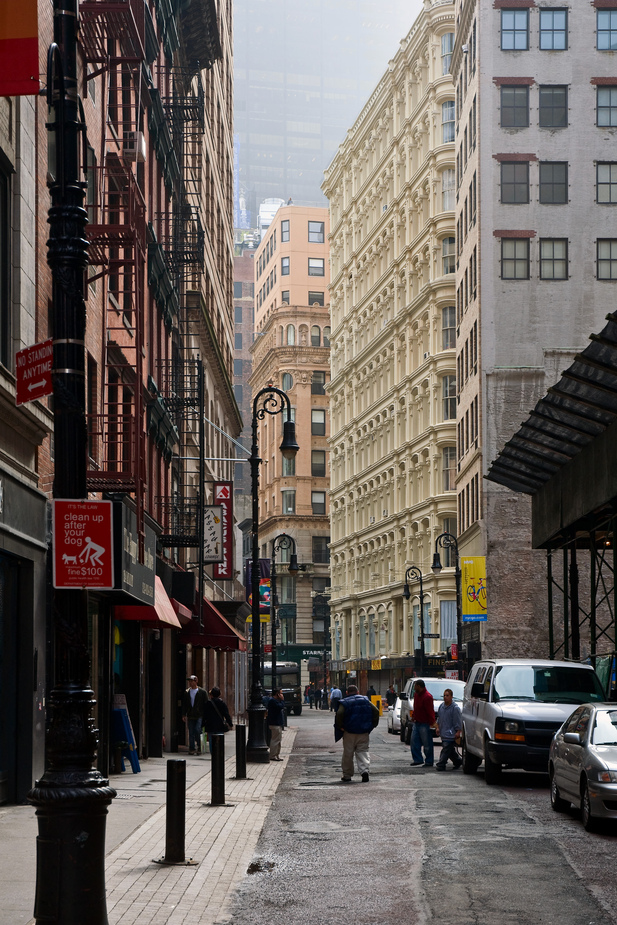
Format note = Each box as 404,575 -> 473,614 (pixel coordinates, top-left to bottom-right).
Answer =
323,0 -> 458,692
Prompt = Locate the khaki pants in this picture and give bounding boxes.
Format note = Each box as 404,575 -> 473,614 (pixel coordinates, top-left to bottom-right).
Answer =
269,724 -> 282,758
342,732 -> 370,778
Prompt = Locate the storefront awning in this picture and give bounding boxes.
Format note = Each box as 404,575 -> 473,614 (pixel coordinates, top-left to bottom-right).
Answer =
115,576 -> 182,628
171,598 -> 193,625
178,597 -> 247,651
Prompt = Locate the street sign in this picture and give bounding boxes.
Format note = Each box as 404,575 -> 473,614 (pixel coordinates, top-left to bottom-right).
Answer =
213,481 -> 233,578
264,644 -> 272,653
53,500 -> 114,589
424,633 -> 440,638
450,643 -> 458,660
15,338 -> 53,405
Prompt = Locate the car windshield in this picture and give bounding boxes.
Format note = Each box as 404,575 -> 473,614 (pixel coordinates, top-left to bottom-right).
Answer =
493,665 -> 605,704
421,680 -> 466,701
263,673 -> 298,689
592,710 -> 617,746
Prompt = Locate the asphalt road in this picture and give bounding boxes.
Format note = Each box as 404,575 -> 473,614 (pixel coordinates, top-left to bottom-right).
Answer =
225,708 -> 617,925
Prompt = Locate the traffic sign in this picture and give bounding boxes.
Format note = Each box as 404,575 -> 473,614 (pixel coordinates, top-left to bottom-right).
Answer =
424,633 -> 440,638
15,338 -> 53,405
53,500 -> 114,589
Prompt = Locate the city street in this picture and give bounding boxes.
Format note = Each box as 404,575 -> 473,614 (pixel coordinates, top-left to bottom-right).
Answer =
227,708 -> 617,925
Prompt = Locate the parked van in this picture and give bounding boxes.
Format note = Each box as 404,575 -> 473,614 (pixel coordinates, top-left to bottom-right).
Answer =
461,658 -> 606,784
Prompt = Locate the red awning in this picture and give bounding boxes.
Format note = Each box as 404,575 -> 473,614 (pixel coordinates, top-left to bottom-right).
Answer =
178,597 -> 246,651
171,598 -> 193,625
115,576 -> 182,628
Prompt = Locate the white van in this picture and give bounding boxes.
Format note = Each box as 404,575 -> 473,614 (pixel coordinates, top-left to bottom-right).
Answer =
461,658 -> 606,784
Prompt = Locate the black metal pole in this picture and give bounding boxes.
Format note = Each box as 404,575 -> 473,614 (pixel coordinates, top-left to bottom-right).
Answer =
432,533 -> 462,680
405,566 -> 425,676
271,549 -> 277,694
235,723 -> 247,780
28,4 -> 115,923
164,759 -> 186,863
211,735 -> 225,805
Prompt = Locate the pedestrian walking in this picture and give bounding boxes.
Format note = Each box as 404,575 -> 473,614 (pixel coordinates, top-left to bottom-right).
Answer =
181,675 -> 208,755
435,688 -> 463,771
367,684 -> 376,698
330,685 -> 343,712
267,688 -> 287,761
308,683 -> 315,709
314,686 -> 322,710
304,684 -> 311,705
385,684 -> 397,707
335,684 -> 380,782
202,686 -> 233,753
410,679 -> 435,768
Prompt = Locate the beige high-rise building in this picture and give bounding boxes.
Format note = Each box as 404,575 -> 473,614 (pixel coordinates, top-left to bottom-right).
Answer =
323,0 -> 458,693
250,205 -> 332,684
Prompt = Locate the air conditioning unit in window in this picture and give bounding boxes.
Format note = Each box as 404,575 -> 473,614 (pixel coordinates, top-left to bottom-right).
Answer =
123,131 -> 146,163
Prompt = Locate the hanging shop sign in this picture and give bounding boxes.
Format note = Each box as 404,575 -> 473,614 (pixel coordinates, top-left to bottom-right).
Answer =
213,481 -> 233,579
204,505 -> 224,562
113,500 -> 155,604
462,556 -> 488,622
0,1 -> 40,97
53,500 -> 114,589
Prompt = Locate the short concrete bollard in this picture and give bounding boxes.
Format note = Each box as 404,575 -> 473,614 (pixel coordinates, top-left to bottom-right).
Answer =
153,759 -> 196,865
211,734 -> 225,805
235,723 -> 247,780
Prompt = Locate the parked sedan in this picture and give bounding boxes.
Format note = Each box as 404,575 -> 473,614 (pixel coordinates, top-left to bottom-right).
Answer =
386,697 -> 402,734
549,703 -> 617,831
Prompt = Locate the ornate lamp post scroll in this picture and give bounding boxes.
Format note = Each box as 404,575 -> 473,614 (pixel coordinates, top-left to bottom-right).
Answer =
403,565 -> 425,676
431,532 -> 463,679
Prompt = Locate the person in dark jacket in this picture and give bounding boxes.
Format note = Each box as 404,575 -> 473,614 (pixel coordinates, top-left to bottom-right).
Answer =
202,686 -> 233,753
410,679 -> 436,768
267,688 -> 287,760
181,675 -> 209,754
335,685 -> 380,783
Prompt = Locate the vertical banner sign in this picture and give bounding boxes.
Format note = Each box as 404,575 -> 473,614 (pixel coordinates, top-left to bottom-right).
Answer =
0,1 -> 40,97
462,556 -> 487,622
203,505 -> 224,562
53,500 -> 114,589
213,481 -> 233,579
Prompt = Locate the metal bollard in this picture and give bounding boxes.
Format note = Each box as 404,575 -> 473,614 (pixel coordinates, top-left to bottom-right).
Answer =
164,759 -> 186,863
211,734 -> 225,805
235,723 -> 247,779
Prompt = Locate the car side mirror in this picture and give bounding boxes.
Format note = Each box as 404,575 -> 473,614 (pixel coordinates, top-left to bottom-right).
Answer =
399,692 -> 408,701
563,732 -> 582,745
471,682 -> 488,701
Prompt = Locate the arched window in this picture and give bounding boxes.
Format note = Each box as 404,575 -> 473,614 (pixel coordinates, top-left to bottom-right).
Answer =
282,372 -> 293,391
311,325 -> 321,346
286,324 -> 295,345
323,326 -> 331,347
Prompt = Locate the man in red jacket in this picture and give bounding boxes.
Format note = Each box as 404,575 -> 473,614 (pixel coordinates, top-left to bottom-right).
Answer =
410,679 -> 435,767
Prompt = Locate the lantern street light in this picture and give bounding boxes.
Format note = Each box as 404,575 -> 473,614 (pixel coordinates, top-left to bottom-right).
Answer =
431,532 -> 463,679
248,387 -> 299,761
403,565 -> 425,676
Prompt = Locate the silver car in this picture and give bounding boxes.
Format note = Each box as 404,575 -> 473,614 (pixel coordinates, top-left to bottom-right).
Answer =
386,697 -> 401,734
549,703 -> 617,831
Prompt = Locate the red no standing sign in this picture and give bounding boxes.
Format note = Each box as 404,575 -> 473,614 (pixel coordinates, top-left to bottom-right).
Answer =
15,339 -> 53,405
53,500 -> 114,589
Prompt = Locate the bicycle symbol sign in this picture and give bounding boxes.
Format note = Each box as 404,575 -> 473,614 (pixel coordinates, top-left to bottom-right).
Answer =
461,556 -> 487,622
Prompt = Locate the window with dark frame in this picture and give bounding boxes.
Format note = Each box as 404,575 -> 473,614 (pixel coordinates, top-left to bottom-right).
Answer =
308,291 -> 324,306
597,163 -> 617,204
311,408 -> 326,435
597,9 -> 617,50
501,9 -> 529,50
501,238 -> 530,279
500,85 -> 529,128
500,161 -> 529,203
311,491 -> 326,515
597,86 -> 617,127
598,239 -> 617,280
312,536 -> 330,564
540,239 -> 568,280
308,221 -> 325,243
282,490 -> 296,514
281,256 -> 290,275
282,372 -> 293,391
308,258 -> 325,276
539,9 -> 567,50
311,371 -> 326,394
539,85 -> 568,128
281,289 -> 290,303
311,326 -> 321,347
311,450 -> 326,478
281,219 -> 290,242
539,161 -> 568,204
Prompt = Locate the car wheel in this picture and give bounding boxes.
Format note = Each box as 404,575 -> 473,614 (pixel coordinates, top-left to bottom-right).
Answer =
581,779 -> 598,832
461,735 -> 480,775
549,769 -> 569,812
293,706 -> 301,716
399,723 -> 406,743
483,740 -> 501,785
404,723 -> 412,746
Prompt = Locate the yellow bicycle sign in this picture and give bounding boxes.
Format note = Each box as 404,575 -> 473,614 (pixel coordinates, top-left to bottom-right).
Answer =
462,556 -> 487,622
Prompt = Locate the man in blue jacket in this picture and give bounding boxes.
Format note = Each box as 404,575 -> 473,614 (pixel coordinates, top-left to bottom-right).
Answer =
335,685 -> 380,783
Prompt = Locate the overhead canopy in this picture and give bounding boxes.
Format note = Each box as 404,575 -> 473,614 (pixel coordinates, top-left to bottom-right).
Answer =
115,575 -> 182,628
178,597 -> 246,651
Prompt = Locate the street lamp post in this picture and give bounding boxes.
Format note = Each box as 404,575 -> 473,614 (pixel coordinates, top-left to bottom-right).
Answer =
403,565 -> 425,676
431,532 -> 463,679
248,387 -> 299,761
28,5 -> 115,923
269,533 -> 299,694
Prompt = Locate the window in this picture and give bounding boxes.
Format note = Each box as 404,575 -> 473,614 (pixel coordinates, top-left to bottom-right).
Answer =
281,219 -> 290,242
500,162 -> 529,204
442,376 -> 457,420
501,238 -> 530,279
442,306 -> 456,350
279,575 -> 296,605
597,10 -> 617,50
233,383 -> 243,402
311,450 -> 326,478
500,85 -> 529,128
308,257 -> 325,276
312,491 -> 326,515
282,406 -> 296,425
281,256 -> 290,275
233,281 -> 242,298
311,325 -> 321,347
540,239 -> 568,280
312,536 -> 330,564
442,101 -> 455,143
282,454 -> 295,476
234,332 -> 242,349
323,326 -> 331,347
539,86 -> 567,128
282,372 -> 293,391
311,409 -> 326,435
234,304 -> 243,322
308,291 -> 324,306
308,220 -> 324,243
597,87 -> 617,127
501,9 -> 528,50
442,237 -> 456,275
539,8 -> 567,50
597,239 -> 617,280
539,162 -> 568,204
233,358 -> 242,376
281,290 -> 290,303
282,490 -> 296,514
443,447 -> 456,491
311,371 -> 326,394
441,168 -> 455,211
286,324 -> 295,345
597,163 -> 617,204
441,32 -> 454,74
